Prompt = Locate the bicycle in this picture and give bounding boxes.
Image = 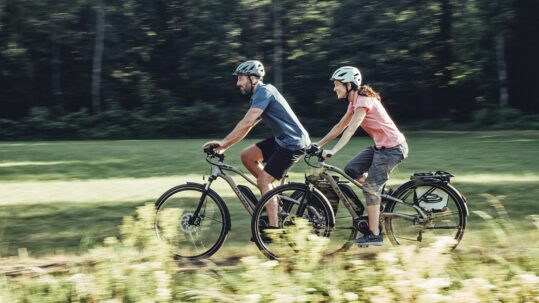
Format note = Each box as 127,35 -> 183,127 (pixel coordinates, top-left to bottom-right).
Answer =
251,146 -> 469,258
153,145 -> 334,260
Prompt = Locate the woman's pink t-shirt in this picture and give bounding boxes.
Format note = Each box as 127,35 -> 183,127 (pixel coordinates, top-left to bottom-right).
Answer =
347,94 -> 405,149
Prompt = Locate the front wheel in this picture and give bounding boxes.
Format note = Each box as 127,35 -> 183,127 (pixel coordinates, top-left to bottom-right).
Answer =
154,183 -> 230,259
251,183 -> 335,260
383,181 -> 467,250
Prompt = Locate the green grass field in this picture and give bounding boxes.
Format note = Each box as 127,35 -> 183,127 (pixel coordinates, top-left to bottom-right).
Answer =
1,131 -> 538,257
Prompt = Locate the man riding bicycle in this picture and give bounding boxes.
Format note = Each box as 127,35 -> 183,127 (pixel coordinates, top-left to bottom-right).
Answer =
203,60 -> 311,229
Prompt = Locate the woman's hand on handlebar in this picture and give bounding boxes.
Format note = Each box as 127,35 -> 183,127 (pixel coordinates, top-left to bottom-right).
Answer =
321,149 -> 334,160
307,144 -> 333,159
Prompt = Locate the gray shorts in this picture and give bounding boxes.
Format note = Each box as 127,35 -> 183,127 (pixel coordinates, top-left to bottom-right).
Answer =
344,142 -> 409,206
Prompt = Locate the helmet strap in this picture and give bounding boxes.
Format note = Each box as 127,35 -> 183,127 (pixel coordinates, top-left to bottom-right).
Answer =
248,75 -> 259,95
249,76 -> 254,95
345,83 -> 351,101
336,82 -> 350,102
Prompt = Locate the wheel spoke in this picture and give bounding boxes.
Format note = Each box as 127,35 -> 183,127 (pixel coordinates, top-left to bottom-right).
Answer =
188,232 -> 200,251
193,230 -> 207,251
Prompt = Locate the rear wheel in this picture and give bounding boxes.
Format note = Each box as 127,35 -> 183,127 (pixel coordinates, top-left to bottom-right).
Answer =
384,181 -> 467,249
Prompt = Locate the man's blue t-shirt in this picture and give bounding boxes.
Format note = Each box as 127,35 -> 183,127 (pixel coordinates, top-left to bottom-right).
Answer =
250,83 -> 311,151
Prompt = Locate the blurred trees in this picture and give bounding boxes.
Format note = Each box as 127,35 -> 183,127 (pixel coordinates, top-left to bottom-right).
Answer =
0,0 -> 538,138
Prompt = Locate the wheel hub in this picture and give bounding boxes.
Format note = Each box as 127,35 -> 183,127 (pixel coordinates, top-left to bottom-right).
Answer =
179,212 -> 200,233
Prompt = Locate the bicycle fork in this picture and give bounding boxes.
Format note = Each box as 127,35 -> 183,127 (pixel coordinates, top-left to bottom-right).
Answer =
188,176 -> 216,225
297,184 -> 326,225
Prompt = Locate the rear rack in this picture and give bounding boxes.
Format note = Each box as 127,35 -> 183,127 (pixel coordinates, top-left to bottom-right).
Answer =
411,171 -> 453,183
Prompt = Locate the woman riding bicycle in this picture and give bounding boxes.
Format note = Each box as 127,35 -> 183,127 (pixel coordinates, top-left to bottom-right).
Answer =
315,66 -> 408,246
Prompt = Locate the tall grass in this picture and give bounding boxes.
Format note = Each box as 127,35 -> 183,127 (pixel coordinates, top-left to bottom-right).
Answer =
1,195 -> 538,302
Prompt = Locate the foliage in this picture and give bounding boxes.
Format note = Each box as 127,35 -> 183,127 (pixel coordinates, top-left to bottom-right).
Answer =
1,196 -> 538,302
1,0 -> 538,139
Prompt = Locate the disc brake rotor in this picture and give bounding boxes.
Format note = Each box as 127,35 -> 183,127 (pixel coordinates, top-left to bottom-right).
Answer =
179,212 -> 199,233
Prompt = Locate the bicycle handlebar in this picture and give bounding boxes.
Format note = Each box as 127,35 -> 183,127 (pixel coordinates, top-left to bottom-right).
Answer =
204,144 -> 225,163
304,145 -> 331,168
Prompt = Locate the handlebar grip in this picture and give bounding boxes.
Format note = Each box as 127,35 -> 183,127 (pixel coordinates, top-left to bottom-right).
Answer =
203,143 -> 221,155
306,144 -> 320,155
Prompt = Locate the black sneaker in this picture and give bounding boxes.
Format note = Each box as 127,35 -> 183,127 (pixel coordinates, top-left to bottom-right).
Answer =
355,232 -> 383,247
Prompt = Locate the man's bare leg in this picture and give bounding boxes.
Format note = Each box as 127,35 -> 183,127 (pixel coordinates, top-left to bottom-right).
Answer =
241,145 -> 279,227
240,145 -> 265,178
257,171 -> 278,226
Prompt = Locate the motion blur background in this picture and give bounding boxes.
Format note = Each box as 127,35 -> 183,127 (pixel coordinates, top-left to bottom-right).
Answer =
1,2 -> 539,301
1,0 -> 538,139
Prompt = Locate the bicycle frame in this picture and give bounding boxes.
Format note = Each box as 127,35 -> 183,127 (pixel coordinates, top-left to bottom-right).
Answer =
307,158 -> 430,224
193,154 -> 289,218
205,159 -> 258,215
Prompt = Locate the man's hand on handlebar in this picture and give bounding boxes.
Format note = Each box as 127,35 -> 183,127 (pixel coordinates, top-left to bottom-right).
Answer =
202,140 -> 226,155
306,144 -> 320,155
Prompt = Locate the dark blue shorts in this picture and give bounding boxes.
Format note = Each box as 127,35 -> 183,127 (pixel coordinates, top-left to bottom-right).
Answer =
255,138 -> 305,180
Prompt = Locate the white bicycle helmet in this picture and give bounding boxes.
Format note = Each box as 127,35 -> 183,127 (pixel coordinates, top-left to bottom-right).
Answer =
330,66 -> 362,87
232,60 -> 265,78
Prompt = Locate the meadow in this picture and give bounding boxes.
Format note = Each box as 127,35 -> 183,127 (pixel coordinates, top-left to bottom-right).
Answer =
0,131 -> 538,302
1,131 -> 538,257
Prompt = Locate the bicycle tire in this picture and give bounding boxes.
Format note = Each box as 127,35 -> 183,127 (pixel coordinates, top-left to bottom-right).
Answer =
383,180 -> 467,250
154,183 -> 231,259
251,183 -> 335,259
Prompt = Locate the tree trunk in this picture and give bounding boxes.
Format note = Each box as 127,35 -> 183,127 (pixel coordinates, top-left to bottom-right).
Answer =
495,32 -> 508,107
432,0 -> 453,113
91,0 -> 105,113
273,0 -> 283,90
438,0 -> 452,86
51,43 -> 63,107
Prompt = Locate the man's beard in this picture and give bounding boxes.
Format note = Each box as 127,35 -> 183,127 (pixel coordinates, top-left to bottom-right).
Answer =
239,83 -> 252,96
